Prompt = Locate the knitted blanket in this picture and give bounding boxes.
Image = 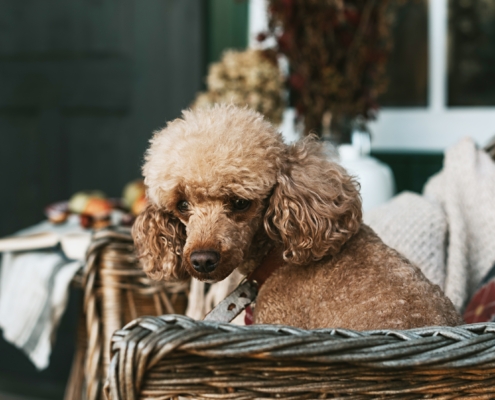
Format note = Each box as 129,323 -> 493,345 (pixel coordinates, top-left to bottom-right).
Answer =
366,138 -> 495,311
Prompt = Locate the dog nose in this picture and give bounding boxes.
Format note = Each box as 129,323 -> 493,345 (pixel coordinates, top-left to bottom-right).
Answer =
190,250 -> 220,273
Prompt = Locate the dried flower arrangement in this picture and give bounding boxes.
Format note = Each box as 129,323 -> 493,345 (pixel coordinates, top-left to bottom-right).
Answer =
193,49 -> 285,125
260,0 -> 403,141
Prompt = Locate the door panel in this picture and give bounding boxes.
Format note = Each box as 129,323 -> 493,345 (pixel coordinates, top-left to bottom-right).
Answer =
0,0 -> 204,236
0,1 -> 204,398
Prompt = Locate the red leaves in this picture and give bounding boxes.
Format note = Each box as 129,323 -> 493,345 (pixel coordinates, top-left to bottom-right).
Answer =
256,32 -> 268,42
277,30 -> 294,52
344,7 -> 361,26
263,0 -> 398,137
338,31 -> 354,46
289,74 -> 305,91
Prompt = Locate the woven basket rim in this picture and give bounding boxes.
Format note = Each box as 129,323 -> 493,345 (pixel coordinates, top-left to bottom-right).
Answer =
111,314 -> 495,370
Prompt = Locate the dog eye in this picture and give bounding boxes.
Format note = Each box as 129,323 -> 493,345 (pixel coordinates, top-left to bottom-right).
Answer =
231,198 -> 251,211
177,200 -> 189,213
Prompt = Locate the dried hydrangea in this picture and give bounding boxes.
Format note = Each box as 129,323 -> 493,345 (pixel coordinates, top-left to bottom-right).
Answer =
192,49 -> 285,125
261,0 -> 406,139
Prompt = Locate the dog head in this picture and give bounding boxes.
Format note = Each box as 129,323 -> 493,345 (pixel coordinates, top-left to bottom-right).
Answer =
133,104 -> 362,282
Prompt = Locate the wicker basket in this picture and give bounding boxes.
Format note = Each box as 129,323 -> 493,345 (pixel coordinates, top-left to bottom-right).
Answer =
105,314 -> 495,399
64,227 -> 189,400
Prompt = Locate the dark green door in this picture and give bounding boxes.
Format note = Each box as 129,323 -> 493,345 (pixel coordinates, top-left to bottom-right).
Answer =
0,1 -> 204,398
0,0 -> 205,236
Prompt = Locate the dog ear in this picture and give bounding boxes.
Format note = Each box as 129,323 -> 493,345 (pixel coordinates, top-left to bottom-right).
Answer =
264,136 -> 362,265
132,203 -> 188,281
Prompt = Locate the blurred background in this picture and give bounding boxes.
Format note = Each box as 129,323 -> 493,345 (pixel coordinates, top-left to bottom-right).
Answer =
0,0 -> 495,398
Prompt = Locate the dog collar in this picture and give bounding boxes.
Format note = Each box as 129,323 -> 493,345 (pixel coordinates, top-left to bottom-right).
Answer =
246,247 -> 284,288
203,247 -> 284,323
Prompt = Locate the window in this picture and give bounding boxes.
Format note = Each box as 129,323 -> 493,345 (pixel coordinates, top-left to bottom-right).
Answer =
448,0 -> 495,106
249,0 -> 495,150
380,0 -> 428,107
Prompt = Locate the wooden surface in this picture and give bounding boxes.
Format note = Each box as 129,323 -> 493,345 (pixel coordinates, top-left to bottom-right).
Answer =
0,2 -> 204,399
0,0 -> 205,237
206,0 -> 248,65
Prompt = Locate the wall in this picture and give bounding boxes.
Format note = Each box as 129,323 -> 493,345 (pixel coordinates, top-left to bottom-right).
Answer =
0,1 -> 205,398
206,0 -> 248,64
0,0 -> 205,237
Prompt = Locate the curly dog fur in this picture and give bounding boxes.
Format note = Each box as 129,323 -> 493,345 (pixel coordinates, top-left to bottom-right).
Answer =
133,104 -> 462,330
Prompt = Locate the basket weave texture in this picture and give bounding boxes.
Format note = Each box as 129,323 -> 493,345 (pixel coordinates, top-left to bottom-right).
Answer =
64,228 -> 189,400
106,315 -> 495,399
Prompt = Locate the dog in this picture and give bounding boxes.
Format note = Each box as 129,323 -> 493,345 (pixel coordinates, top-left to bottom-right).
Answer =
132,104 -> 462,330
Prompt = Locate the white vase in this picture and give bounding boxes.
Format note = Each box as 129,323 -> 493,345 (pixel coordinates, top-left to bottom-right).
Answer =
337,130 -> 395,212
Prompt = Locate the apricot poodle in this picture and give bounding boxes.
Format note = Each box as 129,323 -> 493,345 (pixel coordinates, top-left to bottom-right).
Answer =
133,104 -> 462,330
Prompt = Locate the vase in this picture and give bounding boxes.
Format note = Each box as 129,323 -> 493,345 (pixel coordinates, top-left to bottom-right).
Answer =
329,117 -> 395,213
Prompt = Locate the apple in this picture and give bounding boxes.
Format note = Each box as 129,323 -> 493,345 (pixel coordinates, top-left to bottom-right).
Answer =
68,190 -> 106,214
123,180 -> 146,210
131,195 -> 147,216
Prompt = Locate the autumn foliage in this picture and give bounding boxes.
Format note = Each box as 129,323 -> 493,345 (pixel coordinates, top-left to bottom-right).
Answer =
261,0 -> 401,137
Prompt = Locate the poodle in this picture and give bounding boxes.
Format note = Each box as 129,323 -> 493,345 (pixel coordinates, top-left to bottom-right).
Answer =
132,104 -> 462,330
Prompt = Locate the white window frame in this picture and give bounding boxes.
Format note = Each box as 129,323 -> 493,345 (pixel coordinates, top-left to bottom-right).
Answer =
249,0 -> 495,151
